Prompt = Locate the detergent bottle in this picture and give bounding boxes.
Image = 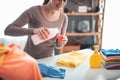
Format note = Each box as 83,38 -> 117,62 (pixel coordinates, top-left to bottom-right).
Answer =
90,45 -> 102,68
55,35 -> 63,49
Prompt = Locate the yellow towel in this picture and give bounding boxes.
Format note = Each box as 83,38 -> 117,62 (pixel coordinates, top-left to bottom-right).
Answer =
0,43 -> 9,66
56,51 -> 87,68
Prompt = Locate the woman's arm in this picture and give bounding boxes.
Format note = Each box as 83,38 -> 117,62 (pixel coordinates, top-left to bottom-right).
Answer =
4,7 -> 35,36
60,13 -> 68,35
60,13 -> 68,45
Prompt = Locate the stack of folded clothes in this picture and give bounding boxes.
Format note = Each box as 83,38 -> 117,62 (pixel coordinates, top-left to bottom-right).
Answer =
100,49 -> 120,70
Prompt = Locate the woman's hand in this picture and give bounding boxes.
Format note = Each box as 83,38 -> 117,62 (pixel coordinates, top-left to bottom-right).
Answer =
55,35 -> 68,49
61,35 -> 68,45
34,27 -> 50,40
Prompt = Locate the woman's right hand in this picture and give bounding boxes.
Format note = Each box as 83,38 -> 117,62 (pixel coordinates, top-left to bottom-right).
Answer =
33,27 -> 50,40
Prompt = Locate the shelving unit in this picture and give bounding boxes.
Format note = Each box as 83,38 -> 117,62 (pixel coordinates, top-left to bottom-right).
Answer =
66,12 -> 103,16
66,32 -> 100,36
59,0 -> 106,53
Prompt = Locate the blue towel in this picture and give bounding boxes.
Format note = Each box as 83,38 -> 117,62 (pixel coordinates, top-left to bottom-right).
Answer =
101,49 -> 120,56
38,63 -> 66,79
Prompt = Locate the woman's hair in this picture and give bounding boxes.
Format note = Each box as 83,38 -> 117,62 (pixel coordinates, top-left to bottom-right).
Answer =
43,0 -> 49,5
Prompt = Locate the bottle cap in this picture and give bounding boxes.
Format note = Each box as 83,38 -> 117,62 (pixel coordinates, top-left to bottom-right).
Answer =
57,35 -> 63,43
94,49 -> 98,54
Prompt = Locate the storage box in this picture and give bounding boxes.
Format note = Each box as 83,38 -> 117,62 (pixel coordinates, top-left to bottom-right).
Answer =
78,6 -> 87,12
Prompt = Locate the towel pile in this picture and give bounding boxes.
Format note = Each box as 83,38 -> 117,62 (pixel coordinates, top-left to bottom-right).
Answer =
56,51 -> 87,68
0,43 -> 42,80
100,49 -> 120,70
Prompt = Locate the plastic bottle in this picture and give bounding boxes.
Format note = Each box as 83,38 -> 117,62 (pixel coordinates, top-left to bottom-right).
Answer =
90,47 -> 102,68
55,35 -> 63,49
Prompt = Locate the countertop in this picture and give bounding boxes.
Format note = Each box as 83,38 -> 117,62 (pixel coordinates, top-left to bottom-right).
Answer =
37,49 -> 120,80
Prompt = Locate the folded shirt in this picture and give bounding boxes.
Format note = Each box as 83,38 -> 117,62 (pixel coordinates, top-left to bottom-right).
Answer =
100,52 -> 120,62
38,63 -> 66,79
101,49 -> 120,56
102,60 -> 120,66
103,63 -> 120,70
56,51 -> 87,68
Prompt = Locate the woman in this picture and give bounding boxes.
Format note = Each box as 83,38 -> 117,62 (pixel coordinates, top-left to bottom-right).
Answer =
4,0 -> 68,59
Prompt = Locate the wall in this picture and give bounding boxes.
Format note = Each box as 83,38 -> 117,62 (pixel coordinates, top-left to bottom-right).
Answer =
102,0 -> 120,49
0,0 -> 44,48
0,0 -> 44,36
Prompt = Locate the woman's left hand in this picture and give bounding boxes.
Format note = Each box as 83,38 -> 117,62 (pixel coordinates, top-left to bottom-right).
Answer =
61,35 -> 68,45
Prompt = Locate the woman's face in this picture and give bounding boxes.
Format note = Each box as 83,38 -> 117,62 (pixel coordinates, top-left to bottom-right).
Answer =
50,0 -> 67,11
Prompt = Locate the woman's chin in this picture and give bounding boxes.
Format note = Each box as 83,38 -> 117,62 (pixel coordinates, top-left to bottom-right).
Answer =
56,7 -> 63,11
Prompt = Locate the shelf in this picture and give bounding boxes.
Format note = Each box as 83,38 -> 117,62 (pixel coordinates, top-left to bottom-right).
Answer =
59,0 -> 106,53
66,12 -> 103,16
66,32 -> 100,36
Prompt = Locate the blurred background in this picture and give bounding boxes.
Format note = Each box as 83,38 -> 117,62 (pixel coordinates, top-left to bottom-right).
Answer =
0,0 -> 120,50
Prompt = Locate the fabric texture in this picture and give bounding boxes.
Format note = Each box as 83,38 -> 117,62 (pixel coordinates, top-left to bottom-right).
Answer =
4,5 -> 68,59
0,43 -> 42,80
0,43 -> 9,66
38,63 -> 65,79
56,51 -> 87,68
100,49 -> 120,70
101,49 -> 120,56
100,52 -> 120,62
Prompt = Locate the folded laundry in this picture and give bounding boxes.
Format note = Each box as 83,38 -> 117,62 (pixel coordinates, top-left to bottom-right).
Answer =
102,60 -> 120,66
104,55 -> 120,59
103,63 -> 120,70
101,49 -> 120,56
100,52 -> 120,62
100,49 -> 120,70
56,51 -> 87,68
38,63 -> 65,79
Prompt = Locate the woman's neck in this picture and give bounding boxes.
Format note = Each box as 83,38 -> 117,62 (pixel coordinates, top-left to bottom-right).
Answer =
41,5 -> 61,21
43,5 -> 59,15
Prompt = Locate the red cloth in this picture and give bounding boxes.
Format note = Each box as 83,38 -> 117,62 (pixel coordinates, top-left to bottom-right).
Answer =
0,45 -> 42,80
